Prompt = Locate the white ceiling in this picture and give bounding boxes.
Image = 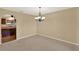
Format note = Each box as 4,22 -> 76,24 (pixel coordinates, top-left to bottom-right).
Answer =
1,7 -> 72,16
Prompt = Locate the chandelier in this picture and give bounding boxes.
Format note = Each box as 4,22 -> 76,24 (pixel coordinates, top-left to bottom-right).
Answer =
35,7 -> 45,22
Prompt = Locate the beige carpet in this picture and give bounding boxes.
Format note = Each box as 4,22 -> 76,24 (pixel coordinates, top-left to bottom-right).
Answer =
0,35 -> 79,51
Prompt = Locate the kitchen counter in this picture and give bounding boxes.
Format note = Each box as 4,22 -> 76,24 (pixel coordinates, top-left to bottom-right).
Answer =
1,25 -> 16,29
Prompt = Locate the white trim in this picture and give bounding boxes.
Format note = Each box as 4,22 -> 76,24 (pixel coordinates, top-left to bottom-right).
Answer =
17,33 -> 37,40
0,33 -> 37,45
38,34 -> 79,46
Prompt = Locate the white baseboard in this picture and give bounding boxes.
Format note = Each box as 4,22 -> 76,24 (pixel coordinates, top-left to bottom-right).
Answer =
38,34 -> 79,46
17,33 -> 37,40
0,33 -> 37,44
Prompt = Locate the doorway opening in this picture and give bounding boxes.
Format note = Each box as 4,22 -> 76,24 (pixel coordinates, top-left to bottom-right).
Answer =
1,15 -> 16,43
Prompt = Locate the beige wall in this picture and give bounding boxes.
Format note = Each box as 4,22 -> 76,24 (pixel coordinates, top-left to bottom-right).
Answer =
0,8 -> 36,43
38,8 -> 78,44
0,8 -> 79,44
76,8 -> 79,44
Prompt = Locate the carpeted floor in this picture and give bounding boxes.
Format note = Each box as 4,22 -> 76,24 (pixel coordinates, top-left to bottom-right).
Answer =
0,35 -> 79,51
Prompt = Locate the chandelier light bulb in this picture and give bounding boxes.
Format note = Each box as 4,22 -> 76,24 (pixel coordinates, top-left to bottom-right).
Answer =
42,17 -> 45,20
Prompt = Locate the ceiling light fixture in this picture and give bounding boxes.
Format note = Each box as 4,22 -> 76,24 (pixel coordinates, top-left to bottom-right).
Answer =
35,7 -> 45,22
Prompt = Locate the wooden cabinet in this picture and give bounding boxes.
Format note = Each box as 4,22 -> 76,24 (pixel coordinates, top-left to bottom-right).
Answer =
1,15 -> 16,43
1,27 -> 16,43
